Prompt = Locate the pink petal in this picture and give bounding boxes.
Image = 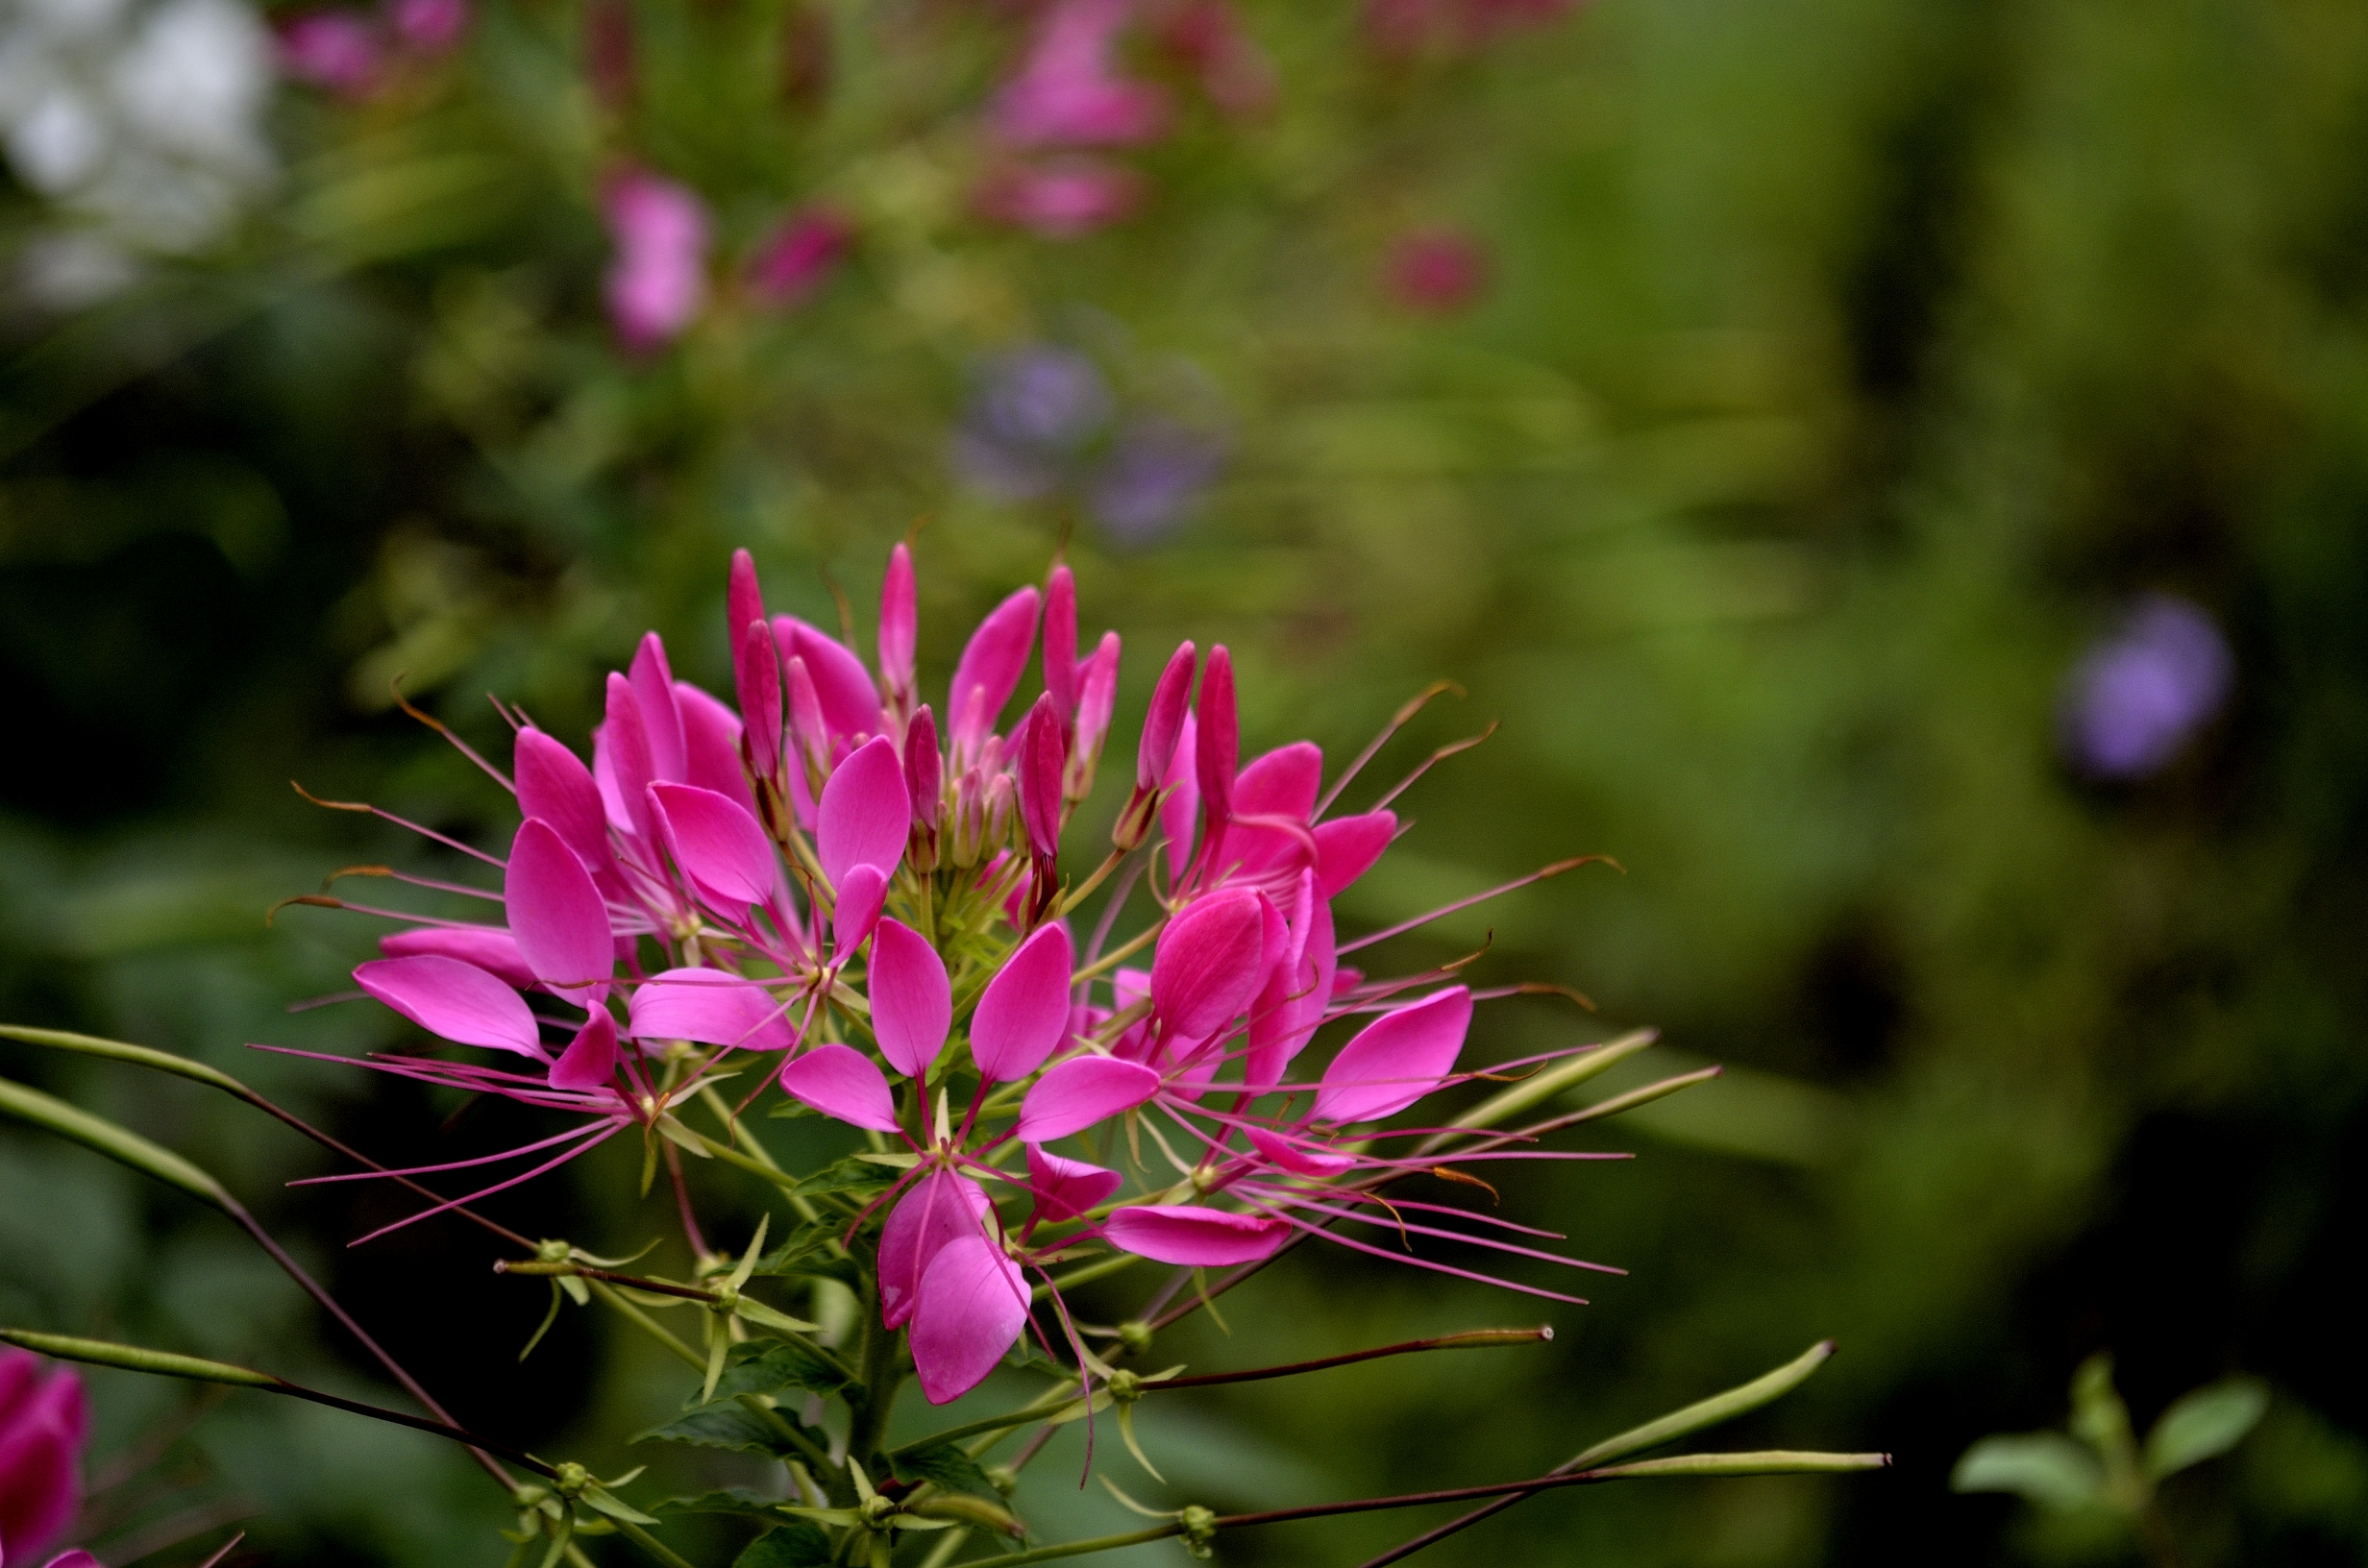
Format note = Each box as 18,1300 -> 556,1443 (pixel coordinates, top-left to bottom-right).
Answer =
1234,742 -> 1322,821
1245,1125 -> 1355,1177
1313,987 -> 1473,1125
777,617 -> 884,742
833,863 -> 888,953
1074,631 -> 1121,767
515,727 -> 613,878
879,542 -> 917,698
1137,640 -> 1196,789
356,955 -> 542,1057
904,705 -> 942,824
735,619 -> 784,787
870,918 -> 950,1079
1043,562 -> 1079,719
676,680 -> 759,817
379,925 -> 532,990
777,1043 -> 901,1132
628,969 -> 798,1052
651,781 -> 777,908
1016,693 -> 1066,861
970,922 -> 1074,1082
910,1236 -> 1030,1406
1195,643 -> 1238,835
1244,889 -> 1334,1090
1160,713 -> 1199,882
1149,886 -> 1266,1039
601,673 -> 659,844
817,735 -> 910,887
629,631 -> 688,783
1014,1055 -> 1159,1142
728,548 -> 768,641
878,1168 -> 991,1329
1102,1205 -> 1290,1266
949,585 -> 1041,747
1025,1144 -> 1122,1222
507,819 -> 613,998
549,1008 -> 620,1090
1314,811 -> 1395,896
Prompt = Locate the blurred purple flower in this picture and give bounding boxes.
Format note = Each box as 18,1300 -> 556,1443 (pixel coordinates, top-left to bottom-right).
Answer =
390,0 -> 470,53
974,155 -> 1147,239
990,0 -> 1170,149
278,9 -> 385,97
1386,226 -> 1491,313
0,1348 -> 87,1567
1093,415 -> 1226,544
603,170 -> 709,351
2060,594 -> 2233,779
747,206 -> 851,307
954,347 -> 1114,500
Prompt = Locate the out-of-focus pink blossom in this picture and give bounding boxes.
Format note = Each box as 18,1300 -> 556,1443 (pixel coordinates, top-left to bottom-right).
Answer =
603,171 -> 710,351
1386,227 -> 1492,313
0,1348 -> 87,1567
390,0 -> 470,52
991,0 -> 1170,149
279,10 -> 386,97
1152,0 -> 1276,118
974,157 -> 1147,239
747,207 -> 851,307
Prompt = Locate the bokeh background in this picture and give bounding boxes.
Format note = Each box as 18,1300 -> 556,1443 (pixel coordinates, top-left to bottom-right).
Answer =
5,0 -> 2366,1564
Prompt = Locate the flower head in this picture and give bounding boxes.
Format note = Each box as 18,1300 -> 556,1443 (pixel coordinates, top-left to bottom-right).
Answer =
2060,594 -> 2232,779
0,1348 -> 87,1566
603,169 -> 709,351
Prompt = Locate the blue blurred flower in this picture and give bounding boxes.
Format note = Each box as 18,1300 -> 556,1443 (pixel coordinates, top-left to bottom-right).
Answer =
952,347 -> 1114,501
1092,415 -> 1227,545
2060,594 -> 2232,779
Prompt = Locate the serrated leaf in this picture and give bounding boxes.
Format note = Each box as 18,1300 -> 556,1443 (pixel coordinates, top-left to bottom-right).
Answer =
2145,1378 -> 2269,1482
635,1402 -> 800,1458
891,1442 -> 1002,1500
651,1488 -> 793,1523
734,1523 -> 834,1567
1951,1433 -> 2107,1509
790,1154 -> 900,1197
706,1337 -> 849,1403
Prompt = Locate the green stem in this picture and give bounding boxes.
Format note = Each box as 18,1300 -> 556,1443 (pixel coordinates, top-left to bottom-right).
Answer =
1034,1252 -> 1141,1300
608,1515 -> 702,1568
843,1278 -> 904,1472
953,1524 -> 1184,1565
584,1284 -> 833,1470
890,1381 -> 1085,1457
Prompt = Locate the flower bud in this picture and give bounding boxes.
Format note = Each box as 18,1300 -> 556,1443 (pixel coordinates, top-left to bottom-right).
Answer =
1137,639 -> 1196,790
1043,561 -> 1079,723
1017,693 -> 1066,868
1068,630 -> 1120,804
904,704 -> 942,871
735,618 -> 784,792
1195,643 -> 1238,852
879,541 -> 917,716
983,771 -> 1016,850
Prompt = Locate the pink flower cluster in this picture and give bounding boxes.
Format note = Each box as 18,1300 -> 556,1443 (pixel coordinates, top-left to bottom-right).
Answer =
0,1349 -> 86,1567
975,0 -> 1273,238
279,0 -> 470,100
311,547 -> 1605,1406
601,173 -> 851,351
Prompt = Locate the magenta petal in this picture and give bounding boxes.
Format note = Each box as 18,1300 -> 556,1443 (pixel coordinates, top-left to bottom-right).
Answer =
1149,886 -> 1266,1039
676,681 -> 760,817
780,618 -> 885,741
1016,693 -> 1066,860
1025,1145 -> 1123,1222
904,704 -> 943,823
736,619 -> 785,785
833,863 -> 888,953
379,925 -> 533,989
1245,1125 -> 1356,1177
878,1168 -> 991,1329
1075,631 -> 1121,764
879,542 -> 917,697
43,1553 -> 107,1568
628,969 -> 798,1052
1160,714 -> 1199,882
871,918 -> 951,1079
1314,987 -> 1473,1125
1015,1055 -> 1159,1142
1136,640 -> 1196,790
777,1043 -> 901,1132
970,921 -> 1074,1082
507,819 -> 613,998
1102,1205 -> 1290,1266
356,955 -> 543,1057
651,781 -> 777,909
602,673 -> 659,843
1314,811 -> 1395,896
949,585 -> 1042,747
910,1236 -> 1030,1406
1043,562 -> 1079,718
1234,742 -> 1322,821
817,735 -> 911,887
515,727 -> 615,878
728,548 -> 768,642
549,1009 -> 620,1090
629,632 -> 688,783
1195,643 -> 1239,832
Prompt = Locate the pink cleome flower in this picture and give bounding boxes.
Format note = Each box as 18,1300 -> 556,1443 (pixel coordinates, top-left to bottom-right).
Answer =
602,170 -> 710,351
0,1348 -> 87,1567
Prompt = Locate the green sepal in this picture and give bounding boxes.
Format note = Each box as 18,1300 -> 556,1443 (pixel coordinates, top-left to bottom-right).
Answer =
2144,1378 -> 2268,1482
777,1506 -> 864,1529
634,1403 -> 803,1458
577,1485 -> 658,1525
890,1442 -> 1003,1500
906,1494 -> 1026,1538
654,1115 -> 714,1158
519,1283 -> 565,1362
650,1488 -> 794,1523
734,1298 -> 823,1336
1951,1433 -> 2106,1509
703,1337 -> 849,1403
734,1523 -> 834,1567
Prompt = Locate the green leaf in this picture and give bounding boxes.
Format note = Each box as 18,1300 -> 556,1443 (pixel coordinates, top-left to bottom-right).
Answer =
635,1403 -> 801,1458
733,1523 -> 834,1567
1951,1433 -> 2107,1509
650,1488 -> 792,1523
751,1220 -> 845,1278
734,1298 -> 823,1336
891,1442 -> 1003,1500
2144,1378 -> 2269,1482
782,1155 -> 898,1200
706,1337 -> 849,1403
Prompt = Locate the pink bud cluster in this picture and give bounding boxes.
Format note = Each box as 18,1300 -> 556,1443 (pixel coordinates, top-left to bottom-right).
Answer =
313,546 -> 1606,1406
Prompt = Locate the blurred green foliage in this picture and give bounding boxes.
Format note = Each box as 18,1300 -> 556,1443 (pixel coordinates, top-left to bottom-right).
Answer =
7,0 -> 2368,1564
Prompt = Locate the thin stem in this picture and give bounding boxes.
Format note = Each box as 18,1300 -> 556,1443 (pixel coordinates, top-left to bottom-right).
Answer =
499,1260 -> 717,1305
1158,1327 -> 1552,1389
1055,850 -> 1125,919
890,1381 -> 1085,1457
608,1515 -> 703,1568
587,1281 -> 705,1372
1071,919 -> 1164,985
951,1524 -> 1184,1566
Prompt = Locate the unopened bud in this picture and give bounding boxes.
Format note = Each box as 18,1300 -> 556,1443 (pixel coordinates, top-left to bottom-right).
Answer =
1116,1320 -> 1155,1358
